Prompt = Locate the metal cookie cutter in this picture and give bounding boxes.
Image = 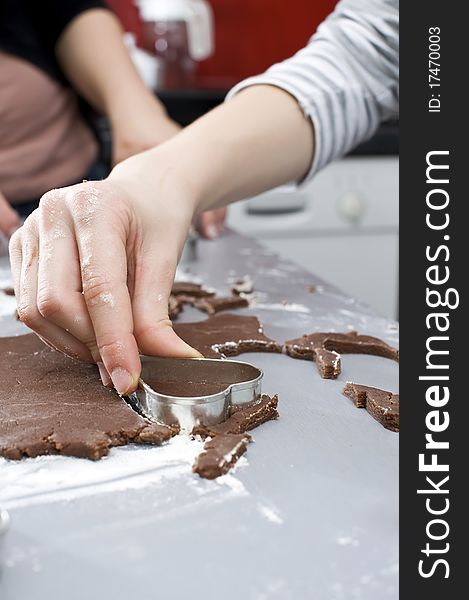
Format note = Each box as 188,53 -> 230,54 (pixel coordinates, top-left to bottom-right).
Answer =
127,357 -> 263,432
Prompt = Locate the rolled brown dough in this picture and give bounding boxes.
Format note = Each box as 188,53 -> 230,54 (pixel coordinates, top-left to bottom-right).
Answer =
174,313 -> 282,358
0,334 -> 178,460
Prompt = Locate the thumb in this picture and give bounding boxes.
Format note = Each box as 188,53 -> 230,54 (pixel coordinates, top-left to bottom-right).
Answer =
0,193 -> 21,238
131,242 -> 203,358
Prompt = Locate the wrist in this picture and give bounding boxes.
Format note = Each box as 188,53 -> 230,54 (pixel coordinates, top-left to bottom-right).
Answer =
107,87 -> 168,127
108,144 -> 201,218
155,132 -> 229,213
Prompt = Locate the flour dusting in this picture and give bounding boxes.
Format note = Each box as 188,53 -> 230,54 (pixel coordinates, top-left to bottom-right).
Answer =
0,289 -> 16,318
258,504 -> 284,524
0,435 -> 250,509
249,301 -> 311,314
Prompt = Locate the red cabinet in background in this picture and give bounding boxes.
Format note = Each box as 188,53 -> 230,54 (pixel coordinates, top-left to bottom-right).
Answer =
107,0 -> 338,88
197,0 -> 338,87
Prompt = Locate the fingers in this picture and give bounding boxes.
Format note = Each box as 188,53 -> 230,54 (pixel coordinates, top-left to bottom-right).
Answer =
0,192 -> 21,237
8,228 -> 23,297
9,178 -> 201,397
131,240 -> 203,359
35,191 -> 113,384
12,213 -> 93,361
35,191 -> 98,358
196,207 -> 227,239
69,186 -> 141,394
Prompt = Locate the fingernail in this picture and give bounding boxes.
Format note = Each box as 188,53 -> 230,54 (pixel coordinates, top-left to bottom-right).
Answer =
97,362 -> 112,387
206,224 -> 218,239
111,367 -> 134,395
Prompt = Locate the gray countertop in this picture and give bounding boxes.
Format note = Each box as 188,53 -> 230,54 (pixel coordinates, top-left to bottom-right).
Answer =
0,230 -> 398,600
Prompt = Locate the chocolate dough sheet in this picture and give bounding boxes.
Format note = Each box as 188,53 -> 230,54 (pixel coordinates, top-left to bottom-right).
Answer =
0,334 -> 177,460
174,313 -> 282,358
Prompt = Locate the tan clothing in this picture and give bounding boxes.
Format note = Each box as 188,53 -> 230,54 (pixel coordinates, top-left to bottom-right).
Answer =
0,51 -> 98,204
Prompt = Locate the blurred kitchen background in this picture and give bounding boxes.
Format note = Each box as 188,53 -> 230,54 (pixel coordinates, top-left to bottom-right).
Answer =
102,0 -> 398,320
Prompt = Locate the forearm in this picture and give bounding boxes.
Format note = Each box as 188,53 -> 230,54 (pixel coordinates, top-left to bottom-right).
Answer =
56,9 -> 166,121
112,85 -> 314,213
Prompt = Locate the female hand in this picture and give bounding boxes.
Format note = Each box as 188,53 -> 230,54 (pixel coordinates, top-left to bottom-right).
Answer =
9,155 -> 202,395
9,84 -> 314,395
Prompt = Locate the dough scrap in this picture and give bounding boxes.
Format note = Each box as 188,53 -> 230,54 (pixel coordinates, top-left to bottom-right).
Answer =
192,394 -> 278,480
171,282 -> 215,298
285,331 -> 399,379
192,295 -> 248,315
192,394 -> 279,438
0,334 -> 178,461
343,382 -> 399,432
192,433 -> 251,479
169,283 -> 250,319
169,282 -> 216,320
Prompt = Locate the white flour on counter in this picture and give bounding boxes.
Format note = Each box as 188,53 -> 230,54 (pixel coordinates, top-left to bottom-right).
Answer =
0,260 -> 16,318
174,268 -> 202,284
0,290 -> 16,319
258,503 -> 284,525
0,435 -> 249,510
249,301 -> 311,314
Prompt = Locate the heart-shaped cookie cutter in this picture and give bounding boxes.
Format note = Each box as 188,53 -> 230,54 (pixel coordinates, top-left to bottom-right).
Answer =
127,356 -> 263,432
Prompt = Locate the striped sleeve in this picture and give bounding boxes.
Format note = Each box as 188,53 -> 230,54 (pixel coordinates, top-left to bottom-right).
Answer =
226,0 -> 399,184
